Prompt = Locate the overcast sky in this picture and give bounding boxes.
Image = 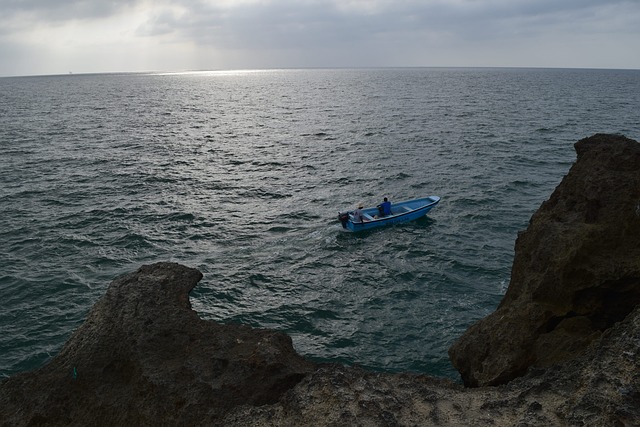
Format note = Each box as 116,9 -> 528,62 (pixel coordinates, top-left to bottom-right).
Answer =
1,0 -> 639,76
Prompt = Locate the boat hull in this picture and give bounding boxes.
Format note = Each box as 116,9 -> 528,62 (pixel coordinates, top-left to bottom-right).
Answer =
340,196 -> 440,232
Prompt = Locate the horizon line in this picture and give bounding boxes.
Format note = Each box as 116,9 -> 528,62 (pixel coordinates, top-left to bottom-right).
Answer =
2,65 -> 639,79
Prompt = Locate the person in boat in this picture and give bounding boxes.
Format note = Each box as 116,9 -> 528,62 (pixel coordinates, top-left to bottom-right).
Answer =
378,197 -> 392,217
352,204 -> 365,223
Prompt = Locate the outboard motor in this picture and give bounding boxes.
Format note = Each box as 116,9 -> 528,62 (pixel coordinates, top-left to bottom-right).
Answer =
338,212 -> 350,229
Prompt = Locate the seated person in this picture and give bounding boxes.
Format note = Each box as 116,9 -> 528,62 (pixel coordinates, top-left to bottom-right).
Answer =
352,204 -> 365,222
378,197 -> 392,216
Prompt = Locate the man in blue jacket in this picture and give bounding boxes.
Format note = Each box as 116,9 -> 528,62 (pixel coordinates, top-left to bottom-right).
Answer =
379,197 -> 392,216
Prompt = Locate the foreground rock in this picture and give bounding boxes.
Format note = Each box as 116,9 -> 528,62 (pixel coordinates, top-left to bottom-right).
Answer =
0,263 -> 315,426
2,261 -> 637,425
1,134 -> 639,426
449,134 -> 640,387
224,307 -> 639,426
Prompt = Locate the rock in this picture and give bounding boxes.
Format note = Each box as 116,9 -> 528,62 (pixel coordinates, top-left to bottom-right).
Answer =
222,305 -> 640,426
1,260 -> 638,426
449,134 -> 640,387
0,262 -> 315,426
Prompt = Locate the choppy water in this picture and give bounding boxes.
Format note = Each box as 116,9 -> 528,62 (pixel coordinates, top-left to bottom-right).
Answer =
1,68 -> 638,380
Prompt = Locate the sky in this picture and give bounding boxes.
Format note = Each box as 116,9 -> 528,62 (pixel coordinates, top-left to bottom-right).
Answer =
1,0 -> 639,77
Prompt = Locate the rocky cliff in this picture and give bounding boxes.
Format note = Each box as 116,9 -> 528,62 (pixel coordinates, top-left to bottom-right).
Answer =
1,134 -> 639,426
449,133 -> 640,388
0,263 -> 315,426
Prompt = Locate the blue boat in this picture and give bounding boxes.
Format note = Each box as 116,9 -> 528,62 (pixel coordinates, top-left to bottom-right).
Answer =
338,196 -> 440,232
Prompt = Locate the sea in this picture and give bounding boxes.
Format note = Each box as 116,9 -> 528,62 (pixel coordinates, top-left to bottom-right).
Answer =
1,68 -> 639,381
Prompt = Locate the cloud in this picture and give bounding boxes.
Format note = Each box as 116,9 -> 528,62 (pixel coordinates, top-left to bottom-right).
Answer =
0,0 -> 639,75
2,0 -> 143,22
131,0 -> 639,48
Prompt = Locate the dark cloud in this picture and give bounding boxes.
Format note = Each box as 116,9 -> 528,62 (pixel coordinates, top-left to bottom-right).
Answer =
132,0 -> 639,50
1,0 -> 142,22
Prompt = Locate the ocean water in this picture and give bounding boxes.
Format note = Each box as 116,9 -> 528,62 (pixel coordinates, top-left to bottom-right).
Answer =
1,68 -> 638,380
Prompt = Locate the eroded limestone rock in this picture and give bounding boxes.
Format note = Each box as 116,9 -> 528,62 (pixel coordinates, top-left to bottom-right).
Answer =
449,134 -> 640,387
0,263 -> 315,426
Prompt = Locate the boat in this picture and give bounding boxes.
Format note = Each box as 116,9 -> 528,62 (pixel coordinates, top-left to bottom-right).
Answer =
338,196 -> 440,232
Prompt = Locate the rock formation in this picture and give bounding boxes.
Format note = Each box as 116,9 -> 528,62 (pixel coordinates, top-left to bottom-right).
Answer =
449,133 -> 640,387
0,263 -> 315,426
223,306 -> 639,426
1,134 -> 639,426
